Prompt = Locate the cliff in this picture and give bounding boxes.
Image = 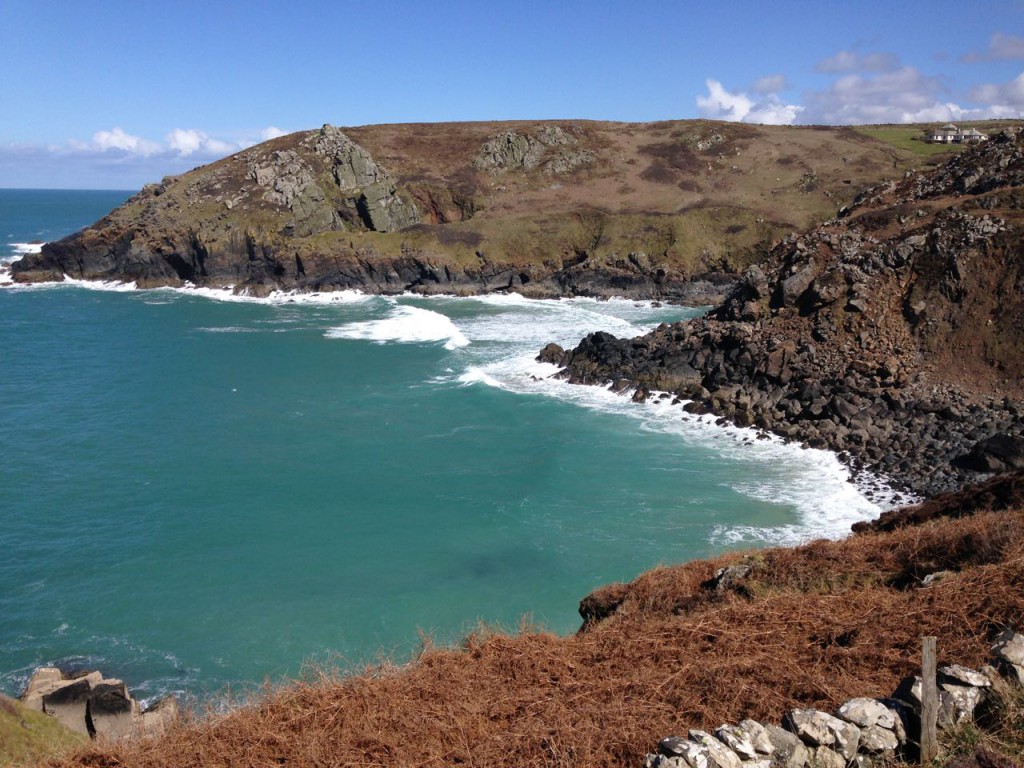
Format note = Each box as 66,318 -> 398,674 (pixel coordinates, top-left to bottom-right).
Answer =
11,120 -> 938,301
543,129 -> 1024,496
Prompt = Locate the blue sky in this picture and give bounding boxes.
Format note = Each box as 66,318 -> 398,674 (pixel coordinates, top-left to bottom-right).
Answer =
2,0 -> 1022,189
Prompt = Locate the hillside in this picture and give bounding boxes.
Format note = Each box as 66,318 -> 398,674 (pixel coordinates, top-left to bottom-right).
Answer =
11,120 -> 949,301
545,128 -> 1024,497
0,694 -> 84,767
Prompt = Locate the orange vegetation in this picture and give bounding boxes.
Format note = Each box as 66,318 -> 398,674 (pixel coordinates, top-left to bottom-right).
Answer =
55,490 -> 1024,768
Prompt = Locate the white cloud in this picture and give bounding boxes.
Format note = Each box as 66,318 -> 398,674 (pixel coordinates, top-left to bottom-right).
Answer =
92,127 -> 161,155
800,65 -> 1022,123
697,79 -> 754,121
970,72 -> 1024,113
166,128 -> 204,155
815,50 -> 900,74
165,128 -> 236,156
261,126 -> 288,141
698,62 -> 1022,129
747,98 -> 804,125
802,66 -> 948,123
962,32 -> 1024,63
1,126 -> 287,188
696,79 -> 802,125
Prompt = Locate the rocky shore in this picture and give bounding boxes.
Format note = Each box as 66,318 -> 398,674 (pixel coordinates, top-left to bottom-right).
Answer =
540,129 -> 1024,499
540,318 -> 1022,498
19,667 -> 177,741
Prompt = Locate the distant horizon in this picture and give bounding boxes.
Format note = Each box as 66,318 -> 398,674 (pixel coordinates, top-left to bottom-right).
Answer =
0,186 -> 140,193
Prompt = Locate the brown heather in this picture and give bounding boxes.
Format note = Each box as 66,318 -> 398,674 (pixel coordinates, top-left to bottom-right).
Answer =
52,502 -> 1024,768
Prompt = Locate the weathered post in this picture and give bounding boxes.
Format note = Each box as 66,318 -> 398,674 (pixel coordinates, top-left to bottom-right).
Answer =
921,636 -> 938,763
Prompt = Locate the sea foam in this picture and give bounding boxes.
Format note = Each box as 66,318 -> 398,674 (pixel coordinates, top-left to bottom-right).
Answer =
325,303 -> 470,350
0,278 -> 897,543
428,293 -> 895,544
9,242 -> 43,256
461,357 -> 889,544
0,243 -> 45,283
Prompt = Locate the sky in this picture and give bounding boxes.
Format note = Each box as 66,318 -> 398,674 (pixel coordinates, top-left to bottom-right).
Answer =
2,0 -> 1023,189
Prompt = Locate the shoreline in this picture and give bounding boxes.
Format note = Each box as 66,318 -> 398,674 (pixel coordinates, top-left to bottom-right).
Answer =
540,318 -> 1023,500
0,268 -> 922,508
1,277 -> 903,708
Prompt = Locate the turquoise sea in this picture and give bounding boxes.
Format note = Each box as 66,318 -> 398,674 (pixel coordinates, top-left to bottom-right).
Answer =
0,189 -> 885,705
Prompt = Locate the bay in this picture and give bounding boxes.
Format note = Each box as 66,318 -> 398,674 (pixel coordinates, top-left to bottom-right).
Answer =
0,190 -> 884,704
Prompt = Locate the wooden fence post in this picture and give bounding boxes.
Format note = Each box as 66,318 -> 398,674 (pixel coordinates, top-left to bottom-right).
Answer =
921,636 -> 938,764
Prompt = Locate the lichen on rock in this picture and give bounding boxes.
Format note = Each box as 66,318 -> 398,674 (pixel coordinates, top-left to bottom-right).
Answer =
473,125 -> 593,175
312,124 -> 420,232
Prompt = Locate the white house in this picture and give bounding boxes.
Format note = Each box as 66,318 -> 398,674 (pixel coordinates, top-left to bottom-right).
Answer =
927,124 -> 989,144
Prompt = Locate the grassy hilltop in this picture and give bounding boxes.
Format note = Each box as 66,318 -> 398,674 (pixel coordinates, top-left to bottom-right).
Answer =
11,120 -> 991,300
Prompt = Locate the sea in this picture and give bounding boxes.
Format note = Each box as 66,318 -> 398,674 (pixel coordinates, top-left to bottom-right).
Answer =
0,189 -> 892,706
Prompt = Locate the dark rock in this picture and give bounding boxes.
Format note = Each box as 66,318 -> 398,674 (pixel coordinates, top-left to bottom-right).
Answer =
955,434 -> 1024,473
537,343 -> 566,365
707,563 -> 753,591
41,678 -> 93,736
658,736 -> 690,757
774,264 -> 818,308
88,681 -> 136,740
578,582 -> 629,628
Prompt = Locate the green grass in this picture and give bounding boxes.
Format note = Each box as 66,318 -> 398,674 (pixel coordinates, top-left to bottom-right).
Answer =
855,125 -> 965,158
0,695 -> 86,767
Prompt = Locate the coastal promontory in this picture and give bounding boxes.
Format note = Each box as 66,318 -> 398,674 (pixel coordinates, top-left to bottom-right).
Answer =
12,120 -> 937,302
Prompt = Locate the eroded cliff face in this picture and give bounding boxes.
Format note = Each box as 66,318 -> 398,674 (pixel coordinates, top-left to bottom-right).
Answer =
11,119 -> 938,300
544,129 -> 1024,496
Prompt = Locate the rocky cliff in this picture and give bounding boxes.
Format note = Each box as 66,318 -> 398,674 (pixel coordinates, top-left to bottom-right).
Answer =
542,129 -> 1024,497
11,120 -> 939,300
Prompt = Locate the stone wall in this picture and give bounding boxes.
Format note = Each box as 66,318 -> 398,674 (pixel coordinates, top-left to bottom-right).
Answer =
643,629 -> 1024,768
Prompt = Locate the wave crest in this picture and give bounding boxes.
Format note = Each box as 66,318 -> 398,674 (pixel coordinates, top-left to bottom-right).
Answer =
325,305 -> 470,350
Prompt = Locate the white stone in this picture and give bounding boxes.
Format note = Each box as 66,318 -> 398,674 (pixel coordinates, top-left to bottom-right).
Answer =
716,724 -> 759,760
992,629 -> 1024,666
809,746 -> 845,768
763,723 -> 812,768
859,724 -> 899,754
738,720 -> 775,756
689,730 -> 743,768
836,698 -> 896,729
680,742 -> 711,768
938,685 -> 986,727
784,709 -> 860,760
647,755 -> 688,768
939,664 -> 991,688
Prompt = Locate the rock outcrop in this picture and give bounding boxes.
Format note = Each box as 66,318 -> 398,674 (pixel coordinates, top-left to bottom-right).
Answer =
312,124 -> 420,233
472,125 -> 594,175
543,130 -> 1024,497
20,667 -> 178,741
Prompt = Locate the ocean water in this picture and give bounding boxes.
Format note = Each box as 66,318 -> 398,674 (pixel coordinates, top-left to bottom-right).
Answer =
0,190 -> 888,705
